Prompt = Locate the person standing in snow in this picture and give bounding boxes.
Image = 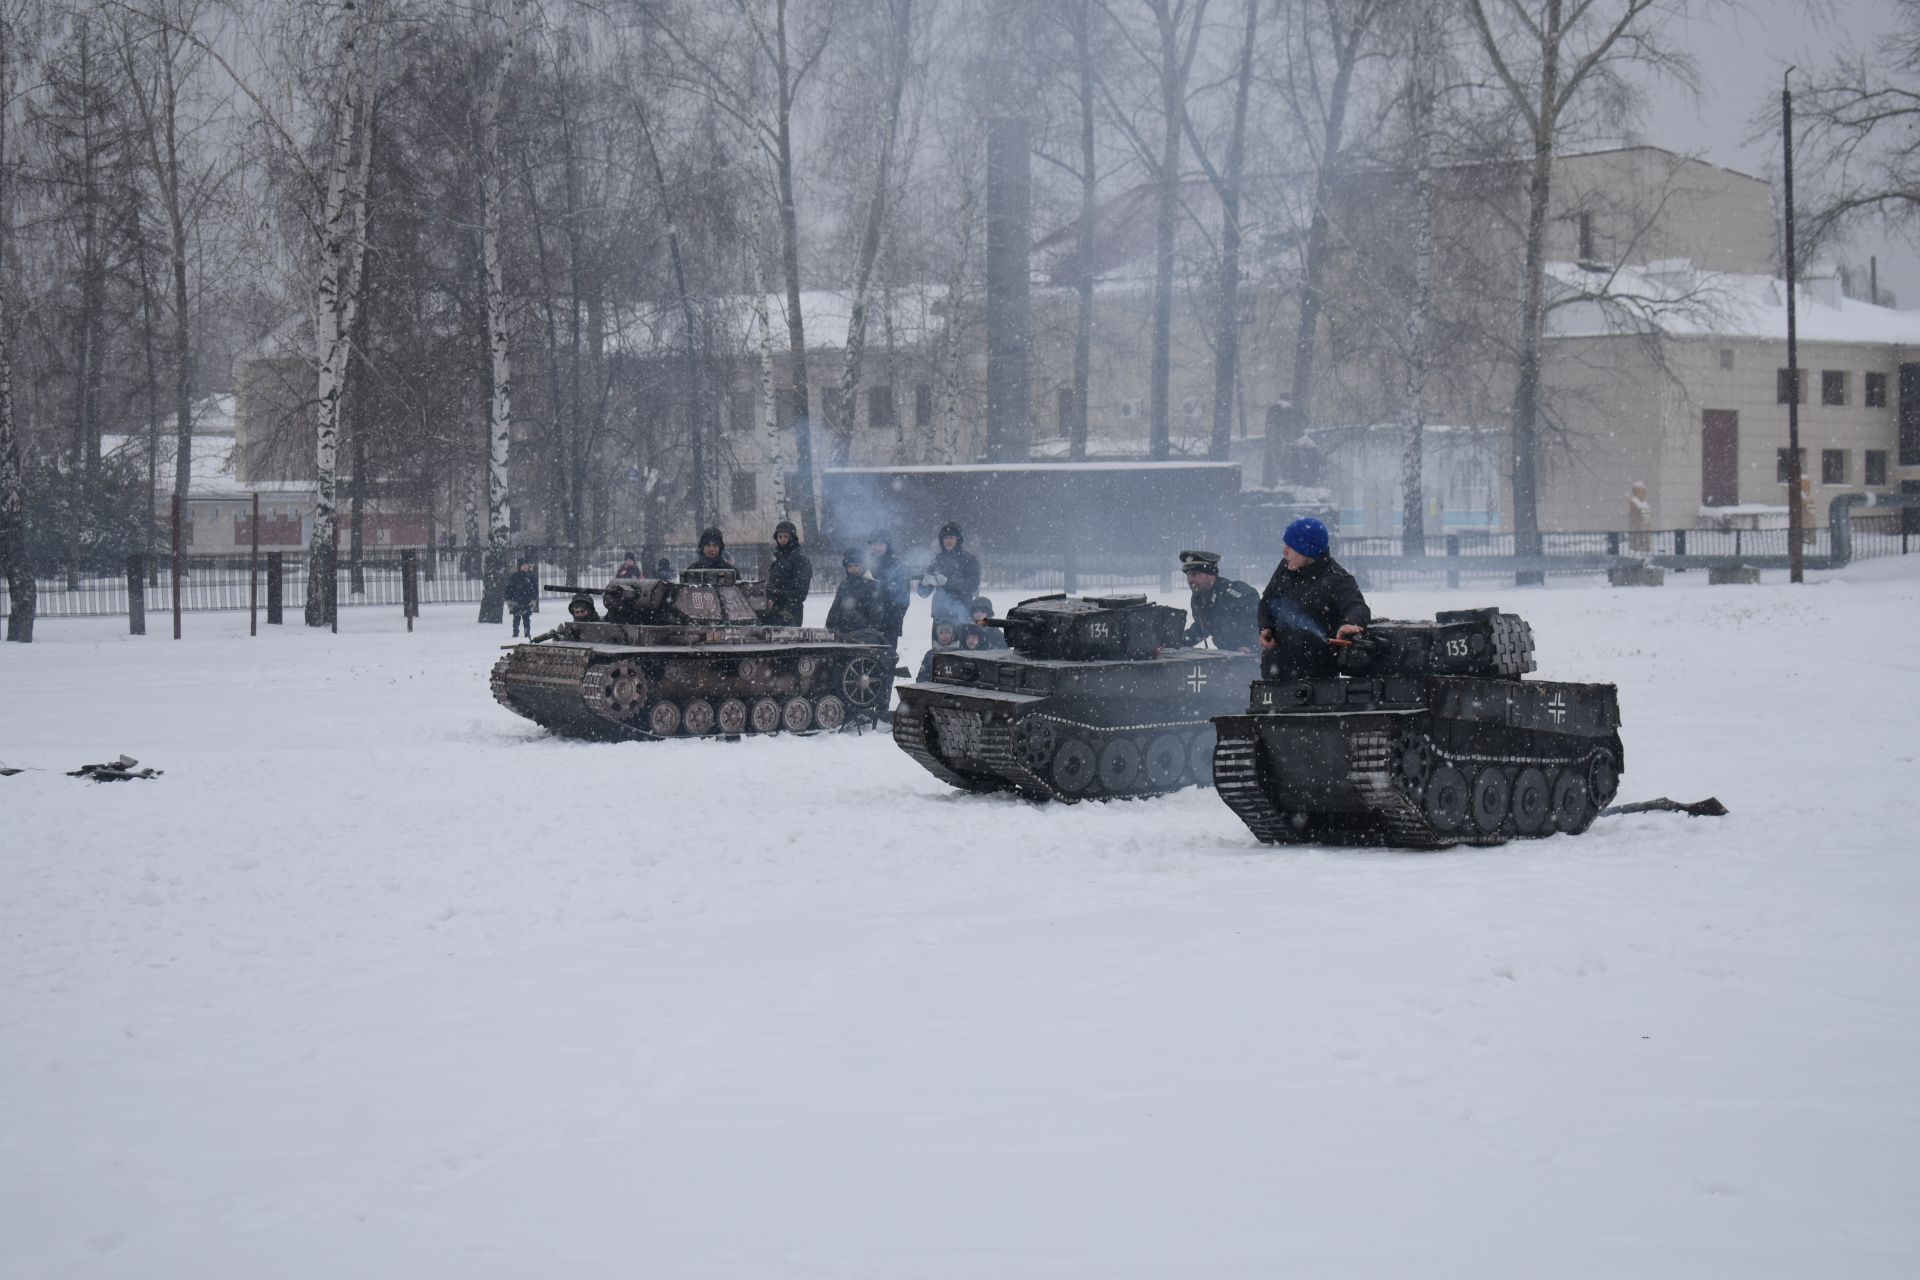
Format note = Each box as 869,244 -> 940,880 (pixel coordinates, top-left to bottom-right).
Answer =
866,530 -> 912,642
504,556 -> 540,637
1179,550 -> 1259,652
613,553 -> 643,579
686,527 -> 733,573
826,550 -> 890,638
765,519 -> 812,626
916,521 -> 980,640
654,557 -> 675,582
1258,517 -> 1369,680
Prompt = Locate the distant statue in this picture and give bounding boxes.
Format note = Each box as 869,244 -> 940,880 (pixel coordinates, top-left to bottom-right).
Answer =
1627,480 -> 1651,552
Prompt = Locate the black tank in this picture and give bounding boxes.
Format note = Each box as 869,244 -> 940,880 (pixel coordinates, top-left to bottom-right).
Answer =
489,569 -> 896,739
1212,608 -> 1623,847
892,593 -> 1259,800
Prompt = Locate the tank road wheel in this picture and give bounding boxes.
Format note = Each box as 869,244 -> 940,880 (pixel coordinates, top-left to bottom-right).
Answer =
782,696 -> 814,733
1394,733 -> 1435,801
1587,750 -> 1620,810
681,699 -> 717,735
1051,737 -> 1098,796
717,698 -> 750,735
1187,726 -> 1217,785
1551,769 -> 1595,835
1144,733 -> 1187,790
1016,718 -> 1057,771
839,655 -> 884,709
1511,767 -> 1551,836
1469,767 -> 1512,837
1097,737 -> 1143,794
645,700 -> 682,737
1422,764 -> 1469,835
814,694 -> 847,732
749,697 -> 783,734
585,660 -> 649,722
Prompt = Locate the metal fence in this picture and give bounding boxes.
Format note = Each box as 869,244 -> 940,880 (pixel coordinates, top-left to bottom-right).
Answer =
5,517 -> 1915,622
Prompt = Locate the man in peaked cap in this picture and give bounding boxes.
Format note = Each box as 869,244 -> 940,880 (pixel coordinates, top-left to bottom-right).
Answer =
1179,550 -> 1259,652
1257,516 -> 1370,679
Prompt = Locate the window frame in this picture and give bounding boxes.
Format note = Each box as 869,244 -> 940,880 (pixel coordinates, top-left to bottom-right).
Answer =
1821,370 -> 1849,407
1865,372 -> 1888,408
1776,368 -> 1805,405
1865,450 -> 1889,486
1820,448 -> 1848,485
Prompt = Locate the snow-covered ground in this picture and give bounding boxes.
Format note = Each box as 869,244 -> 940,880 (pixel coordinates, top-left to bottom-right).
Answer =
4,562 -> 1918,1278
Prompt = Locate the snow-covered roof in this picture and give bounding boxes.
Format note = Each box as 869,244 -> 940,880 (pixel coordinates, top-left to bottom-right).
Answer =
604,286 -> 950,359
100,395 -> 310,498
1546,260 -> 1920,345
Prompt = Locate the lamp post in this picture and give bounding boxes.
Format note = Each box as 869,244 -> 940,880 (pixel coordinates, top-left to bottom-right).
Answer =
1783,70 -> 1806,584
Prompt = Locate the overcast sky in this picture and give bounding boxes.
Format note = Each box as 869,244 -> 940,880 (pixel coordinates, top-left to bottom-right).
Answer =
1641,0 -> 1916,303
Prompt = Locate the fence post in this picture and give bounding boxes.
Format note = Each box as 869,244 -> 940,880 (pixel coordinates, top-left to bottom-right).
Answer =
1446,534 -> 1460,590
170,494 -> 183,640
127,555 -> 146,636
401,550 -> 419,633
266,552 -> 284,624
1605,531 -> 1620,557
1674,529 -> 1687,568
250,492 -> 260,637
1734,527 -> 1743,558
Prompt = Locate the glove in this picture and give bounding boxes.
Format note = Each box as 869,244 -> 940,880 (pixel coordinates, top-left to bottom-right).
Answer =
924,572 -> 946,588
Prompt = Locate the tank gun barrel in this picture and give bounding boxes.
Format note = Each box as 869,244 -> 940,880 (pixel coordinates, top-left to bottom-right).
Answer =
544,583 -> 600,595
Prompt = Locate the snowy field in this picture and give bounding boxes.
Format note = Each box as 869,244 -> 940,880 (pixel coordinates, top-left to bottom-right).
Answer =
4,561 -> 1919,1278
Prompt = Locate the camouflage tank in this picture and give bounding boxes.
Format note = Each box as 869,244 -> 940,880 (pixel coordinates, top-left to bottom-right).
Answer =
892,593 -> 1259,801
489,569 -> 896,740
1211,608 -> 1623,848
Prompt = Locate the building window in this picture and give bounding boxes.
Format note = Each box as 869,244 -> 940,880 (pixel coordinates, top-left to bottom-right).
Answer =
730,470 -> 757,513
1776,368 -> 1805,405
1719,349 -> 1735,371
1776,447 -> 1807,483
869,384 -> 895,431
915,383 -> 933,427
1866,372 -> 1888,408
1821,370 -> 1849,406
1821,449 -> 1848,484
1057,388 -> 1074,436
732,388 -> 755,432
1866,450 -> 1888,486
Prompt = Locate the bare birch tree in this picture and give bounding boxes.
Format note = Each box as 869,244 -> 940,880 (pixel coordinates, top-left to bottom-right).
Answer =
305,0 -> 381,627
475,0 -> 523,624
0,0 -> 33,641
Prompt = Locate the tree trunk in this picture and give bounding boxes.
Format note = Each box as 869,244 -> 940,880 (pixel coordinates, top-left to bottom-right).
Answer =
1508,1 -> 1564,579
1071,0 -> 1096,462
774,0 -> 819,541
834,0 -> 914,468
305,0 -> 378,627
477,0 -> 522,625
637,93 -> 713,531
0,281 -> 31,643
1208,0 -> 1259,462
752,215 -> 787,515
1400,0 -> 1438,554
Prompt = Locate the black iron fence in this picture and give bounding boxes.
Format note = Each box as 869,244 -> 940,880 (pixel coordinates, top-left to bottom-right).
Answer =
5,511 -> 1916,622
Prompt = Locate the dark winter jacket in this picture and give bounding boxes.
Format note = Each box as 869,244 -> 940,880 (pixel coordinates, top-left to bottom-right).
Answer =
504,567 -> 540,610
916,526 -> 981,626
1258,555 -> 1370,639
868,547 -> 912,638
687,527 -> 734,573
766,529 -> 813,626
1185,575 -> 1261,650
613,560 -> 643,579
825,572 -> 890,636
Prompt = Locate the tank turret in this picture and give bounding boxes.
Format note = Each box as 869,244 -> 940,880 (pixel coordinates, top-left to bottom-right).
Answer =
1212,608 -> 1621,849
489,567 -> 895,740
995,593 -> 1187,660
892,592 -> 1258,802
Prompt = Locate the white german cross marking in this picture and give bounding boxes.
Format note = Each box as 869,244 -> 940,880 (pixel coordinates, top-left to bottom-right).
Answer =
1187,665 -> 1208,694
1546,690 -> 1567,724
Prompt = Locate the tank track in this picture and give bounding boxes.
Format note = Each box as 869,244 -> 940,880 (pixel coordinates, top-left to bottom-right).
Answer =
1211,731 -> 1306,844
1214,715 -> 1614,850
894,703 -> 1218,803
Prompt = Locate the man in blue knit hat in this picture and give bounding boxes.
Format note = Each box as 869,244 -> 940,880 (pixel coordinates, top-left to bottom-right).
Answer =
1258,516 -> 1370,679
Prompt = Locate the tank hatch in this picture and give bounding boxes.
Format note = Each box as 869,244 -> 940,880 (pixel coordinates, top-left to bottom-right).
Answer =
996,593 -> 1186,661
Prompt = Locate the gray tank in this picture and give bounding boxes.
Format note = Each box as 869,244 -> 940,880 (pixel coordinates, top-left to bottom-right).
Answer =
892,593 -> 1259,800
489,569 -> 896,740
1212,608 -> 1623,848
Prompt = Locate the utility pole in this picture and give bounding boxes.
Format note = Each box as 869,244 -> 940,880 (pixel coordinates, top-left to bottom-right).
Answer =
1783,72 -> 1805,584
